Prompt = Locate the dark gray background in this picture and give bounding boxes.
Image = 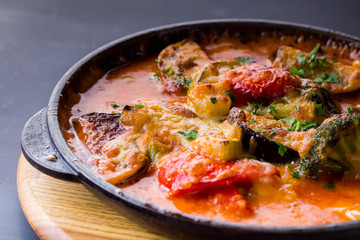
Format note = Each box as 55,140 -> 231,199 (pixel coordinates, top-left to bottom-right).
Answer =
1,0 -> 360,239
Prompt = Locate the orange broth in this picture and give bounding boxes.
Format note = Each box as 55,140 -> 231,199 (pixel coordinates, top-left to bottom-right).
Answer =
67,35 -> 360,226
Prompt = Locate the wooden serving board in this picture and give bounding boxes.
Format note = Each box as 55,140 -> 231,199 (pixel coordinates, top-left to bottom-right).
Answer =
17,154 -> 170,240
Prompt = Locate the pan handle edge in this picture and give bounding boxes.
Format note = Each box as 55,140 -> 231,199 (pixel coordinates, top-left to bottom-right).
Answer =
21,108 -> 77,180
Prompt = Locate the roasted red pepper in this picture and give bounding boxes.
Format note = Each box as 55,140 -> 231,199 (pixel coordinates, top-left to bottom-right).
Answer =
158,149 -> 278,196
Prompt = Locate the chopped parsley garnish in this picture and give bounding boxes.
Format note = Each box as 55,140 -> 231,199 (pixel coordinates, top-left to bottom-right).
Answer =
179,129 -> 198,140
210,97 -> 218,104
287,118 -> 318,132
285,164 -> 293,170
307,43 -> 321,62
249,102 -> 265,115
290,43 -> 338,82
234,57 -> 255,64
164,66 -> 172,73
291,171 -> 301,179
296,53 -> 306,66
315,104 -> 327,117
219,118 -> 226,123
275,141 -> 288,157
269,131 -> 276,137
230,64 -> 237,69
313,72 -> 338,83
285,164 -> 301,179
168,68 -> 175,75
296,106 -> 300,112
289,66 -> 306,78
257,129 -> 265,133
111,103 -> 120,109
154,59 -> 161,63
154,71 -> 160,77
225,90 -> 236,107
324,181 -> 335,191
250,118 -> 256,123
176,77 -> 193,86
268,105 -> 278,115
348,107 -> 354,113
132,104 -> 145,109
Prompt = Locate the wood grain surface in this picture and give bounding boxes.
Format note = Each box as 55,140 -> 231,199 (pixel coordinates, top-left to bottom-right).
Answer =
17,154 -> 171,240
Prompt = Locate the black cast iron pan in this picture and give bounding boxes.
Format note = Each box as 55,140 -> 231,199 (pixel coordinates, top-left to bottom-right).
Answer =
21,19 -> 360,240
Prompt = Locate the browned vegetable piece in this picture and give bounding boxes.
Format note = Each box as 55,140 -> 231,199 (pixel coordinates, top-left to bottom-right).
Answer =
228,108 -> 305,162
157,39 -> 211,94
72,112 -> 150,185
72,112 -> 124,154
97,142 -> 149,185
273,45 -> 360,94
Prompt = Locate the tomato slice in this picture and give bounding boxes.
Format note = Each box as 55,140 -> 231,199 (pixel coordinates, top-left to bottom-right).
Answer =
158,150 -> 278,196
222,64 -> 300,104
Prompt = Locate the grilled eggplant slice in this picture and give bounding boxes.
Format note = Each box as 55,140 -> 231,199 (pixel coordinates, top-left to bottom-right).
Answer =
229,108 -> 300,163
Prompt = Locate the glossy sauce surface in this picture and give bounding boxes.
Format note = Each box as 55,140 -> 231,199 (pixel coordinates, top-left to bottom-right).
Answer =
67,34 -> 360,226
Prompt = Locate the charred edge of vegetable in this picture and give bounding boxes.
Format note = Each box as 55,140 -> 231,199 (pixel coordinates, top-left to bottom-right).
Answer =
72,112 -> 123,133
229,108 -> 298,163
299,113 -> 360,177
123,105 -> 139,112
309,87 -> 341,116
116,159 -> 151,186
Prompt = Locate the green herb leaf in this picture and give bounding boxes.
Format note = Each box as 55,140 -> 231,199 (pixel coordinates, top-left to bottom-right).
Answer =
210,97 -> 218,104
230,64 -> 237,69
289,66 -> 306,77
285,164 -> 293,170
268,105 -> 278,115
257,129 -> 265,133
324,181 -> 335,191
269,131 -> 276,137
276,141 -> 288,157
184,129 -> 198,140
287,117 -> 318,132
296,106 -> 300,112
307,43 -> 321,62
164,66 -> 172,72
250,118 -> 256,123
219,118 -> 226,123
225,90 -> 236,107
154,59 -> 161,63
176,77 -> 193,86
291,171 -> 301,179
348,107 -> 354,113
132,104 -> 145,109
296,53 -> 306,66
249,102 -> 265,115
154,71 -> 160,77
234,57 -> 255,64
315,104 -> 327,117
111,103 -> 120,109
313,72 -> 338,83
